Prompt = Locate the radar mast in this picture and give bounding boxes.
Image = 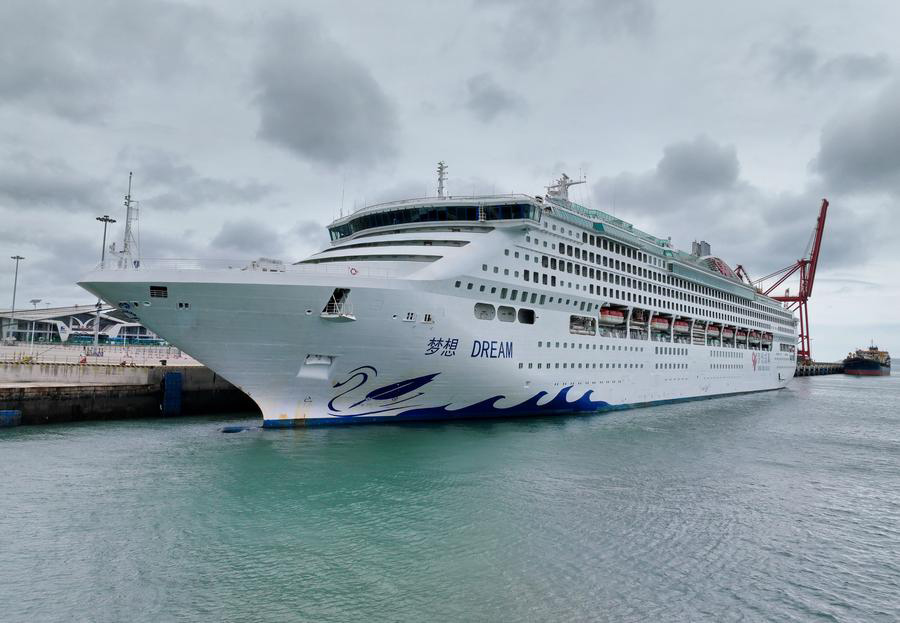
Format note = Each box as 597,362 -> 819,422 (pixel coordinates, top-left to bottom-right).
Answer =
546,173 -> 585,201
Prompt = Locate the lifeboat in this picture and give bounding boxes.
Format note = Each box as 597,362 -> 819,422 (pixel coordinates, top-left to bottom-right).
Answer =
650,316 -> 670,331
722,327 -> 735,339
706,325 -> 721,337
736,330 -> 747,340
749,331 -> 761,344
762,333 -> 773,344
673,320 -> 690,334
599,309 -> 625,325
631,311 -> 648,325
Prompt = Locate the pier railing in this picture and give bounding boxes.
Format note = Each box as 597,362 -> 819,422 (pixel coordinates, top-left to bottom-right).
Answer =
0,343 -> 200,366
94,258 -> 394,278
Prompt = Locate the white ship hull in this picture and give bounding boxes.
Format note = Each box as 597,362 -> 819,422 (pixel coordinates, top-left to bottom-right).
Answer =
79,263 -> 796,427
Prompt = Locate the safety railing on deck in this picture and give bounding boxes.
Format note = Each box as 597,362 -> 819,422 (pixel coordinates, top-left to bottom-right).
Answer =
93,258 -> 394,278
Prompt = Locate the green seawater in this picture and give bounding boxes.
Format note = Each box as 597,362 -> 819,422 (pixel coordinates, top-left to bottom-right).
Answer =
2,375 -> 899,622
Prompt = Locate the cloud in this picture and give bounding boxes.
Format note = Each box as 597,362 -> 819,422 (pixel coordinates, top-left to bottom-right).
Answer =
479,0 -> 654,67
656,136 -> 740,193
591,135 -> 888,276
211,218 -> 285,258
292,220 -> 329,251
0,0 -> 220,123
117,148 -> 273,211
813,81 -> 900,196
253,14 -> 398,168
464,73 -> 525,122
0,151 -> 110,212
768,34 -> 891,85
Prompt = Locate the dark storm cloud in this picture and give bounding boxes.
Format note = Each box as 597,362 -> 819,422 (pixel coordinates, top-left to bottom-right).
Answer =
657,137 -> 740,193
813,81 -> 900,196
0,151 -> 110,212
0,0 -> 219,123
593,135 -> 742,208
465,73 -> 525,122
253,14 -> 398,168
211,219 -> 285,258
591,136 -> 886,276
479,0 -> 654,67
117,148 -> 274,211
769,35 -> 891,85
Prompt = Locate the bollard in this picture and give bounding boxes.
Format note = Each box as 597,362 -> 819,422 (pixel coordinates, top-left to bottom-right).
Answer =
161,371 -> 182,416
0,410 -> 22,427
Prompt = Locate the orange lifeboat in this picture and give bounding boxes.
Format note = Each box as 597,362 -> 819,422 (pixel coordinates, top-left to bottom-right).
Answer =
707,325 -> 721,337
749,331 -> 761,344
736,330 -> 748,341
673,320 -> 690,334
762,332 -> 773,344
599,309 -> 625,326
650,316 -> 670,331
722,327 -> 735,339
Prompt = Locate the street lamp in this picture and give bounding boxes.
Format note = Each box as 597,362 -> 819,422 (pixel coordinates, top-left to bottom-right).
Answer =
94,216 -> 116,347
7,255 -> 24,343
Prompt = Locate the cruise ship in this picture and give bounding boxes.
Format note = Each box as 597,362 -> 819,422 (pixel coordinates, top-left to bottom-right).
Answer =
79,172 -> 798,426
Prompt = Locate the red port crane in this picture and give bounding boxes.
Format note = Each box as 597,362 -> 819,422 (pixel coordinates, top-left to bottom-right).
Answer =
751,199 -> 829,362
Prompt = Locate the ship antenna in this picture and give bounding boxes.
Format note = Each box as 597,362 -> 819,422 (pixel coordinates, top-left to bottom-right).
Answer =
121,172 -> 140,262
437,161 -> 447,198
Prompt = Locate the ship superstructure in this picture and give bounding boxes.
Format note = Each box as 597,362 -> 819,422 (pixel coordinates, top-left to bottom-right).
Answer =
79,173 -> 798,426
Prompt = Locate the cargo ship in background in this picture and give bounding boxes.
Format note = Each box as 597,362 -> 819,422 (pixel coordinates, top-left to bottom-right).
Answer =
844,344 -> 891,376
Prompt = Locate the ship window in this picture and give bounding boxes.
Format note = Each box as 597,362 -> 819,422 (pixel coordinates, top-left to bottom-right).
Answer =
498,306 -> 516,322
474,303 -> 496,320
149,286 -> 168,298
518,309 -> 535,324
500,288 -> 508,299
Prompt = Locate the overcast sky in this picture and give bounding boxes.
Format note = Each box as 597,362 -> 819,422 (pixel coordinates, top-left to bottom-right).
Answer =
1,0 -> 898,360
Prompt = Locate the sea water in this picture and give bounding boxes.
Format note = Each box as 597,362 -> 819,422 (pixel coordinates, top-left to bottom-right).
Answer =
1,374 -> 898,622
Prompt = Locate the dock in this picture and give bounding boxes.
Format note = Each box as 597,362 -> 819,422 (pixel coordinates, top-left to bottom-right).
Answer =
794,361 -> 844,376
0,350 -> 258,425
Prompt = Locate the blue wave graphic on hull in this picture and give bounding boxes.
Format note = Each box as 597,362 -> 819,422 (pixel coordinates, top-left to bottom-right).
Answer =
325,366 -> 609,421
395,386 -> 610,420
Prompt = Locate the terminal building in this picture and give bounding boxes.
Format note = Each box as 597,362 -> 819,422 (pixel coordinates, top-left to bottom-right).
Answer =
0,304 -> 163,345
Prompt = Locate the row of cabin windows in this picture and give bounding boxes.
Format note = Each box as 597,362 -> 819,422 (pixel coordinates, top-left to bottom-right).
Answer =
517,362 -> 644,370
537,341 -> 644,352
529,227 -> 792,327
455,280 -> 596,312
516,240 -> 788,328
551,242 -> 790,327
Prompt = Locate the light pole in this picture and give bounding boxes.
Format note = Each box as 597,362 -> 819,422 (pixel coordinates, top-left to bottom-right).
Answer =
7,255 -> 24,343
29,298 -> 41,352
94,216 -> 116,347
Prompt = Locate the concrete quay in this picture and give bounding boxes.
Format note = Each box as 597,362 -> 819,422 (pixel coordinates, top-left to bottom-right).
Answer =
0,362 -> 258,425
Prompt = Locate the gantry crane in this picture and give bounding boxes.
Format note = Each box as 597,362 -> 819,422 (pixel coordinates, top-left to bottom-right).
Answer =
751,199 -> 829,362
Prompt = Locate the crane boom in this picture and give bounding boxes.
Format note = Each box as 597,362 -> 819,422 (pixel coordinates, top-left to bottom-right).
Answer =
751,199 -> 829,362
804,199 -> 829,298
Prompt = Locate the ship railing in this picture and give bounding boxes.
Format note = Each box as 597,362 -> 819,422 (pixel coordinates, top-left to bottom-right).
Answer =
93,258 -> 394,278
